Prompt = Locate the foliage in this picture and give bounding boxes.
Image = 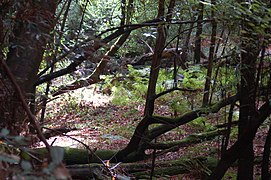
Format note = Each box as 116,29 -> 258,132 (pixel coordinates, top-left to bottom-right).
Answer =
233,0 -> 271,36
108,66 -> 186,105
182,66 -> 205,89
0,129 -> 68,179
188,117 -> 213,132
85,0 -> 122,32
106,65 -> 208,113
105,65 -> 150,105
213,66 -> 239,99
169,96 -> 191,115
222,168 -> 237,179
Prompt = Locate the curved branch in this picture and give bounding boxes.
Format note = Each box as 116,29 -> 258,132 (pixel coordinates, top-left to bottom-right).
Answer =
36,55 -> 86,85
153,87 -> 197,100
146,129 -> 226,150
36,17 -> 213,86
115,95 -> 238,162
148,94 -> 238,140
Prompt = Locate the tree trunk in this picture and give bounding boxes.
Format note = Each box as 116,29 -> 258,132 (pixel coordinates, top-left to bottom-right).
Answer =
144,0 -> 167,116
237,6 -> 260,179
6,1 -> 57,94
202,0 -> 217,106
1,1 -> 57,134
261,124 -> 271,179
115,0 -> 168,162
194,2 -> 204,64
115,94 -> 237,162
208,101 -> 271,179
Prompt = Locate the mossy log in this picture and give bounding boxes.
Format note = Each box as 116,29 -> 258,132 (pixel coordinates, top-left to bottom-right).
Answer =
67,156 -> 264,179
35,147 -> 117,165
148,129 -> 226,149
67,156 -> 218,179
34,129 -> 225,165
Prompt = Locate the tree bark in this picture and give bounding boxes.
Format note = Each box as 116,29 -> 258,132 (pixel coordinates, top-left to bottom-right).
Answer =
202,0 -> 217,106
261,124 -> 271,179
144,0 -> 167,116
1,1 -> 57,134
6,1 -> 57,93
115,0 -> 169,162
237,5 -> 260,179
194,2 -> 204,64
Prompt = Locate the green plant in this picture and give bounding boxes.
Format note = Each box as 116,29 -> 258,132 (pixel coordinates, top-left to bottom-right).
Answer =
188,117 -> 213,132
0,129 -> 69,179
222,168 -> 237,179
182,66 -> 206,89
169,97 -> 191,115
111,86 -> 131,105
104,65 -> 149,105
123,108 -> 139,117
229,126 -> 239,139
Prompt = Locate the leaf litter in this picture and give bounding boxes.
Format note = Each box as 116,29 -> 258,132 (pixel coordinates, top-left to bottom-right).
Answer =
33,87 -> 270,179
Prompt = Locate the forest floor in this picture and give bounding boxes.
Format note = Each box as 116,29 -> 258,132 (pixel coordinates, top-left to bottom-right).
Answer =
35,86 -> 270,179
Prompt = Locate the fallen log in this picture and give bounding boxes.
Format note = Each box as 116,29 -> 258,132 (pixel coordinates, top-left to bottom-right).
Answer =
34,128 -> 225,164
67,156 -> 218,179
35,148 -> 117,165
67,155 -> 264,179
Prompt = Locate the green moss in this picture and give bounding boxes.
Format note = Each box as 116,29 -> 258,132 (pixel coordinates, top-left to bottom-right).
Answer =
34,147 -> 117,165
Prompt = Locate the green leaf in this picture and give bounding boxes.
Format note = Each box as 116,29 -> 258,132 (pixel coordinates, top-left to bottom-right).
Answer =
247,22 -> 255,27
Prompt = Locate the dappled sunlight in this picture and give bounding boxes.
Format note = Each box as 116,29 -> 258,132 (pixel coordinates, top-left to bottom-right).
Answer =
36,88 -> 142,150
61,86 -> 113,107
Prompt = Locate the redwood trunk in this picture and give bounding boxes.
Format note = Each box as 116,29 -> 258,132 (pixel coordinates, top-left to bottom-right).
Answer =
1,1 -> 57,134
